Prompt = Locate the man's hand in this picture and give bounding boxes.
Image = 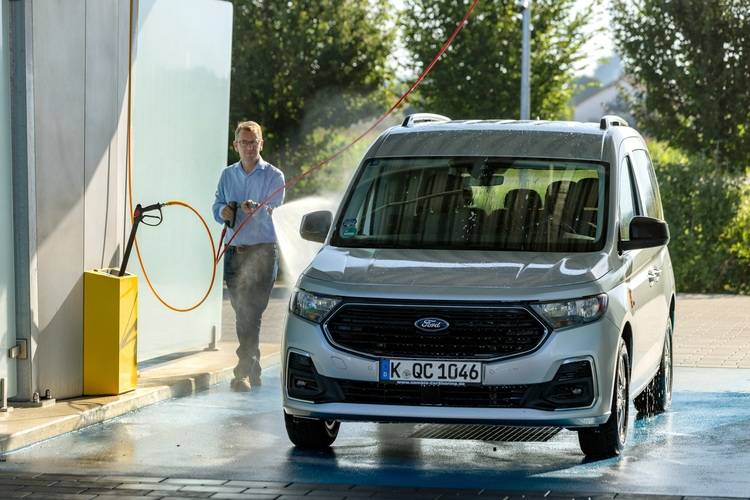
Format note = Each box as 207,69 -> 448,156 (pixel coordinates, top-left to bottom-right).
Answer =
241,200 -> 260,213
220,204 -> 235,222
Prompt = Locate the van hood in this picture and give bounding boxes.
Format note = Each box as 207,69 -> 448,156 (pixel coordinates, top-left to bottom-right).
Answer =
303,247 -> 610,289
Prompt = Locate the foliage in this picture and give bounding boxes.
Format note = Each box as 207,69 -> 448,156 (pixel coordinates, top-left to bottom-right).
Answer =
649,141 -> 750,293
400,0 -> 595,119
230,0 -> 396,198
724,182 -> 750,273
612,0 -> 750,173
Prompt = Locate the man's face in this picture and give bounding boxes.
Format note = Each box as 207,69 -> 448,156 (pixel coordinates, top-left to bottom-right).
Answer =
234,129 -> 263,165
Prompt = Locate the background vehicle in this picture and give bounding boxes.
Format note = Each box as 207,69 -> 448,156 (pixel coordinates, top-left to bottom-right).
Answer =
282,114 -> 676,458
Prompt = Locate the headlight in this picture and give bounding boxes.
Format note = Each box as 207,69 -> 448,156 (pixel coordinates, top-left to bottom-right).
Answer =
290,289 -> 341,323
531,294 -> 608,329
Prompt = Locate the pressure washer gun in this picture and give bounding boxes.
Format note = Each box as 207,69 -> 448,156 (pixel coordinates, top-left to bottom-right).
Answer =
217,200 -> 264,256
216,201 -> 240,257
224,201 -> 238,229
118,202 -> 165,277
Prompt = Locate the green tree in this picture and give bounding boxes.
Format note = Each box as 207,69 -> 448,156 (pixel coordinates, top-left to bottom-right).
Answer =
400,0 -> 594,119
649,141 -> 750,293
230,1 -> 396,197
612,0 -> 750,173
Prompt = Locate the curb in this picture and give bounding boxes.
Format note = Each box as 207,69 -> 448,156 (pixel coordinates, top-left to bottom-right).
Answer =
0,351 -> 280,454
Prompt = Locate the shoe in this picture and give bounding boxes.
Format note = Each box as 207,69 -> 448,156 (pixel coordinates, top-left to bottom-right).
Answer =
249,376 -> 262,387
230,377 -> 252,392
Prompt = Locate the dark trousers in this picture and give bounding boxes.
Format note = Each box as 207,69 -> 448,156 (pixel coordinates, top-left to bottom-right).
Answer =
224,243 -> 277,381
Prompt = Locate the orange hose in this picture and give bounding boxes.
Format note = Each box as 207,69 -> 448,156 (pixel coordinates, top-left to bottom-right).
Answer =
132,201 -> 217,312
125,0 -> 218,312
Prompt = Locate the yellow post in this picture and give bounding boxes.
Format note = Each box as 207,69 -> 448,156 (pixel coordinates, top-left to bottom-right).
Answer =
83,269 -> 138,395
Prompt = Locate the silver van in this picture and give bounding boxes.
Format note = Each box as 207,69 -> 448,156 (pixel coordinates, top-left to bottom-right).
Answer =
282,114 -> 676,458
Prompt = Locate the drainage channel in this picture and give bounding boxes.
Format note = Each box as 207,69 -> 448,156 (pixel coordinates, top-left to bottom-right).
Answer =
409,424 -> 562,442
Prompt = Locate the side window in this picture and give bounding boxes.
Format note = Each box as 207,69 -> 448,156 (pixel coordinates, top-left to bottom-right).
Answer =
630,149 -> 664,219
619,157 -> 639,240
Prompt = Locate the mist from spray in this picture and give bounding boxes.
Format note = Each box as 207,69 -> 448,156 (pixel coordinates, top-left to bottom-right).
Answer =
269,93 -> 404,286
274,195 -> 341,285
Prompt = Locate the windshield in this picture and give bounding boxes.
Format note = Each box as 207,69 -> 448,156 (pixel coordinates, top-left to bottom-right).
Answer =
331,157 -> 608,252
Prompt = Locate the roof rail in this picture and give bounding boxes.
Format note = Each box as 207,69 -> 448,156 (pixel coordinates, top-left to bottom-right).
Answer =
401,113 -> 451,128
599,115 -> 629,130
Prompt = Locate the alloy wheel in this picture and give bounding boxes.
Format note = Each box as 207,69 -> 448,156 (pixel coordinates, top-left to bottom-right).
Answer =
616,353 -> 628,444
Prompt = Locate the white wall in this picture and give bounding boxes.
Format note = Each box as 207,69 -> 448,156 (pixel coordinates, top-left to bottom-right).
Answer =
574,85 -> 620,123
128,0 -> 232,360
574,80 -> 635,124
13,0 -> 231,399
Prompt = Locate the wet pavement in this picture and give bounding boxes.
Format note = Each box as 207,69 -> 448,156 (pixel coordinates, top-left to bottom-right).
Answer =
1,365 -> 749,499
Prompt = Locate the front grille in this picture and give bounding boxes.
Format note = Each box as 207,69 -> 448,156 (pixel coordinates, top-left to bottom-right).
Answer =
325,303 -> 546,358
337,380 -> 530,408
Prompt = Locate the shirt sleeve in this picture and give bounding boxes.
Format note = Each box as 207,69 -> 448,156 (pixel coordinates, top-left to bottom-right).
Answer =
266,169 -> 286,209
212,169 -> 228,225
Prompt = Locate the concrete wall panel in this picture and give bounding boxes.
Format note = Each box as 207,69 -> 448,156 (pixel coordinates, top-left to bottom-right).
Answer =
33,0 -> 86,398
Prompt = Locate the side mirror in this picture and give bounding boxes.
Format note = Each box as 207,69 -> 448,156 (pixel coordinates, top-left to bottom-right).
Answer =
619,216 -> 670,252
300,210 -> 332,243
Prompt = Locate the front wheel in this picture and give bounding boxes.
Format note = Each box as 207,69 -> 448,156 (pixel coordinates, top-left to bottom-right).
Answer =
578,338 -> 630,458
284,412 -> 340,449
634,320 -> 673,415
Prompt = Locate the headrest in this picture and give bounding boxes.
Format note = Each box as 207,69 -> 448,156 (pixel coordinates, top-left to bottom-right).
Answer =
544,180 -> 576,208
504,189 -> 542,210
576,178 -> 599,208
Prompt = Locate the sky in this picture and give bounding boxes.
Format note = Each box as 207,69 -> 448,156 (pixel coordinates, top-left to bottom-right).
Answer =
574,0 -> 616,76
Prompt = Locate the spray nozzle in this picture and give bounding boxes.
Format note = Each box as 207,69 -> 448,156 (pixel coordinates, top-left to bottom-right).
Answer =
118,201 -> 166,277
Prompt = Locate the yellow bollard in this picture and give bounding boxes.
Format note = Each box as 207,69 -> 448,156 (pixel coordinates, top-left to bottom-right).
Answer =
83,269 -> 138,395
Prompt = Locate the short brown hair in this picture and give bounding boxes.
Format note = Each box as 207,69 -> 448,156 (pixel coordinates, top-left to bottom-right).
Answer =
234,121 -> 263,141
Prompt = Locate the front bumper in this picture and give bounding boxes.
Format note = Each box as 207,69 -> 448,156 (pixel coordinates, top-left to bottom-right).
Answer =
282,313 -> 621,428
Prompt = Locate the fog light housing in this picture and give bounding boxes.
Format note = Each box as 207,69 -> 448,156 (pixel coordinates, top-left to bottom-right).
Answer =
286,351 -> 335,402
525,359 -> 595,410
543,360 -> 595,407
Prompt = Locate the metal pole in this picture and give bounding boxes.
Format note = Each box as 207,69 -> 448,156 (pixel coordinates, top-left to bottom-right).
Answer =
520,0 -> 531,120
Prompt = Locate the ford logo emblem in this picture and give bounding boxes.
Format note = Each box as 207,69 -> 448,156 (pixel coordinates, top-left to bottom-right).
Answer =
414,317 -> 450,333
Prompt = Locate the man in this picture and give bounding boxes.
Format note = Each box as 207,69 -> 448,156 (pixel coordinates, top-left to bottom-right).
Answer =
213,121 -> 285,392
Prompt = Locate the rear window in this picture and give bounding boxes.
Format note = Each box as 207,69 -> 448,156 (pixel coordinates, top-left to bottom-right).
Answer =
331,157 -> 608,252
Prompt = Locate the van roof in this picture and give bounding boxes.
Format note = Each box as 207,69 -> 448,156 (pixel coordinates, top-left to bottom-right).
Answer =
372,119 -> 631,162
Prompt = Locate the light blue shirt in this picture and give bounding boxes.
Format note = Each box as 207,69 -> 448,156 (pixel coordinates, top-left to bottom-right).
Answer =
212,158 -> 285,246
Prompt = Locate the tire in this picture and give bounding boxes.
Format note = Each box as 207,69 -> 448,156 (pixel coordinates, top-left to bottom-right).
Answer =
578,338 -> 630,458
284,412 -> 340,449
634,320 -> 673,415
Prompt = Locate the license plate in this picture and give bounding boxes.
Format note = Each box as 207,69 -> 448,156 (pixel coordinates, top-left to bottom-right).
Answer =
379,359 -> 482,384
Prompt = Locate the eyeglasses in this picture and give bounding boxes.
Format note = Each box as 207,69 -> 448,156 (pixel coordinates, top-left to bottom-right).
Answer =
236,139 -> 261,148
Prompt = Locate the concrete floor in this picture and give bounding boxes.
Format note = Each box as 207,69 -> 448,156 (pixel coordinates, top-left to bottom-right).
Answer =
2,366 -> 749,499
